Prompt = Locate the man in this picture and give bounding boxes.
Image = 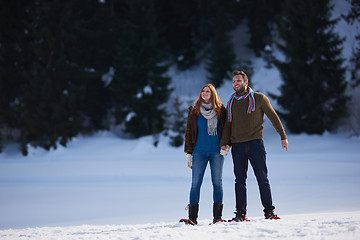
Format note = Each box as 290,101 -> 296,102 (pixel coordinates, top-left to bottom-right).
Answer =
220,70 -> 288,222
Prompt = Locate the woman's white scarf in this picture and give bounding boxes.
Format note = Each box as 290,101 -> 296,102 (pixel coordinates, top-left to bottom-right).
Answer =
200,102 -> 218,136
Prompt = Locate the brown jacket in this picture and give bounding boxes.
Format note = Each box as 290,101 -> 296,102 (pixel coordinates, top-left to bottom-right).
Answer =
220,92 -> 287,146
184,105 -> 227,154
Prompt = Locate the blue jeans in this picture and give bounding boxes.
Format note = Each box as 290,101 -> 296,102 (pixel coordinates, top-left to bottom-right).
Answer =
232,139 -> 275,214
189,153 -> 224,204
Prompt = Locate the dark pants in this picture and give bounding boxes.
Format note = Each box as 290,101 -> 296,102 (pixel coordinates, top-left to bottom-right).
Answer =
231,139 -> 275,214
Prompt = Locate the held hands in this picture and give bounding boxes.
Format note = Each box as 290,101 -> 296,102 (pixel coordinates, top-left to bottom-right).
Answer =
281,139 -> 288,151
186,154 -> 192,170
220,145 -> 230,156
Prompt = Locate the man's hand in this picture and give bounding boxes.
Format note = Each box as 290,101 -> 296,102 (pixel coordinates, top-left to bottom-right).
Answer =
220,145 -> 230,156
281,139 -> 288,151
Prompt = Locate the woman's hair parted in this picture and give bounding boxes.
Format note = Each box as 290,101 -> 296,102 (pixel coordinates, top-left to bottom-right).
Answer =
193,83 -> 223,116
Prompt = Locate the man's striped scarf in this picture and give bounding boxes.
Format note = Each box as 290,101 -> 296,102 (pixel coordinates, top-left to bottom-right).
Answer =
227,87 -> 255,122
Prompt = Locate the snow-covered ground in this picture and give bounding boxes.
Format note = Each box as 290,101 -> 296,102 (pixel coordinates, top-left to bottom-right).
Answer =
0,129 -> 360,239
1,212 -> 360,240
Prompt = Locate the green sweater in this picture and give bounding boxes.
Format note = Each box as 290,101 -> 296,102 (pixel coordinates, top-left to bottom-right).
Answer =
220,92 -> 287,146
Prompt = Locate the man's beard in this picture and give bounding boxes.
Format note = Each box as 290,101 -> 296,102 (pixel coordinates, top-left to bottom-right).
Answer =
234,85 -> 246,95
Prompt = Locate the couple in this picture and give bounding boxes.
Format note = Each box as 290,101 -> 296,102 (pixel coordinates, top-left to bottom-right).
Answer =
180,70 -> 289,225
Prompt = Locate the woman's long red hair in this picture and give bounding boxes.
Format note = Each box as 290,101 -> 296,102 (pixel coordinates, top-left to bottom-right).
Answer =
193,83 -> 222,116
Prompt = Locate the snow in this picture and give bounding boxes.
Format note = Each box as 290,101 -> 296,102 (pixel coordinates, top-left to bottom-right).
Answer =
126,112 -> 136,122
1,0 -> 360,239
1,212 -> 360,240
101,66 -> 115,87
1,104 -> 360,240
143,85 -> 152,95
1,128 -> 360,240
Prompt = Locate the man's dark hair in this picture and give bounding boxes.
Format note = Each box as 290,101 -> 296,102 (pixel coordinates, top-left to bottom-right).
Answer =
233,70 -> 248,82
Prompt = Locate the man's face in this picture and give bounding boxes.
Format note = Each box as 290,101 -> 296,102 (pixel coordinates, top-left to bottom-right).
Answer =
232,75 -> 247,93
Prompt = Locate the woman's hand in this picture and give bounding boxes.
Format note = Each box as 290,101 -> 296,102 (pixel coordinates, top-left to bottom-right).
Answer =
186,154 -> 192,170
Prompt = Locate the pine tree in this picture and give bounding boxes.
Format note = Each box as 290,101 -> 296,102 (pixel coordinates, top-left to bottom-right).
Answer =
157,0 -> 203,70
205,0 -> 236,87
157,0 -> 241,70
15,0 -> 113,154
64,0 -> 120,131
343,0 -> 360,87
239,0 -> 282,55
168,97 -> 187,147
0,0 -> 33,151
342,0 -> 360,136
17,0 -> 84,154
1,0 -> 118,154
110,0 -> 171,138
274,0 -> 348,134
205,29 -> 236,87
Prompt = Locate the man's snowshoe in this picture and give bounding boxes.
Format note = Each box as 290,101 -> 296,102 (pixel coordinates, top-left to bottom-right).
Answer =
228,213 -> 250,222
264,210 -> 280,220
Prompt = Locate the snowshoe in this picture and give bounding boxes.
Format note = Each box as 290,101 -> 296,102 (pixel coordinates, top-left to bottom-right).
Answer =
211,203 -> 226,224
264,210 -> 280,220
179,219 -> 197,225
210,219 -> 227,225
228,213 -> 250,222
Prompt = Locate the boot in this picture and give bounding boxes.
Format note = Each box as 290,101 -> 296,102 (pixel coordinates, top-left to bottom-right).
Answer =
212,203 -> 226,223
188,204 -> 199,224
264,210 -> 280,220
179,204 -> 199,225
231,212 -> 250,222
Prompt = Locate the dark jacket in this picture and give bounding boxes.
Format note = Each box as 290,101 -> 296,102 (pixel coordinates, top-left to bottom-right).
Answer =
184,104 -> 227,154
220,92 -> 287,146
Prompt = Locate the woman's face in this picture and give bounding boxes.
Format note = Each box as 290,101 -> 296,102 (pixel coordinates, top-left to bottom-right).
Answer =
201,87 -> 212,103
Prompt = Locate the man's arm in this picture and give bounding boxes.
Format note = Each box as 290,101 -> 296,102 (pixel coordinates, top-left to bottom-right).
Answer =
220,117 -> 232,147
261,95 -> 287,140
261,94 -> 289,151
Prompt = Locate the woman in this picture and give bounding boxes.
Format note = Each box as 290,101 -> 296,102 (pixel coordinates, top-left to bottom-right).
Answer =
180,83 -> 229,225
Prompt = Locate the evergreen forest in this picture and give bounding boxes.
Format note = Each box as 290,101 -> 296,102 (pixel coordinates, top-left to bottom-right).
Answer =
0,0 -> 359,155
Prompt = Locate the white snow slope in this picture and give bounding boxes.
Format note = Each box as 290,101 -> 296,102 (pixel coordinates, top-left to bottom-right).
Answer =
1,212 -> 360,240
1,127 -> 360,239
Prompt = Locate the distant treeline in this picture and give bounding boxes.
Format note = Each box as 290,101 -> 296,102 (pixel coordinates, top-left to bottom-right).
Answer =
0,0 -> 359,155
